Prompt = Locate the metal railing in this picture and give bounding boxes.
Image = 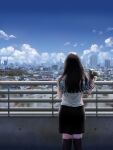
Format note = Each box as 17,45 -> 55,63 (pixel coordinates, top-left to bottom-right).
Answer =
0,81 -> 113,116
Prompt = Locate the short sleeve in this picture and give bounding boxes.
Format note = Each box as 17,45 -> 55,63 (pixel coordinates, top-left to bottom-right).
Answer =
81,79 -> 95,93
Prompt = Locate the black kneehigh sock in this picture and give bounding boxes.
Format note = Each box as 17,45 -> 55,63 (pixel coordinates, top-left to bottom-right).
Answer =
73,139 -> 82,150
62,139 -> 72,150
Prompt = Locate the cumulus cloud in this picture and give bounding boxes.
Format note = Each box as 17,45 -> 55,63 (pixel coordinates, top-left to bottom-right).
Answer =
0,44 -> 66,66
0,46 -> 15,56
50,52 -> 65,64
105,37 -> 113,47
81,43 -> 107,67
82,44 -> 99,56
0,44 -> 40,65
40,52 -> 49,64
90,44 -> 99,52
39,52 -> 66,65
98,52 -> 111,64
83,49 -> 90,55
0,30 -> 16,40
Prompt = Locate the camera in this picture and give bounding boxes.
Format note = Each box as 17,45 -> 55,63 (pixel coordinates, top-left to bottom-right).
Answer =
89,69 -> 98,79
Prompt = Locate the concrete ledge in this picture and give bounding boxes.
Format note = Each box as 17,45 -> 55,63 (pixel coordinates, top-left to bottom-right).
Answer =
0,116 -> 113,150
84,116 -> 113,150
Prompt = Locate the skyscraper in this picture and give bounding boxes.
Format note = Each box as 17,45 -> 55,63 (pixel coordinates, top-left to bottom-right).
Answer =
105,59 -> 111,68
90,54 -> 98,68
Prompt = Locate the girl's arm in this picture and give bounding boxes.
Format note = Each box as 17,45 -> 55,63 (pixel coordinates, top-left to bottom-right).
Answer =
57,88 -> 62,99
57,78 -> 63,99
82,75 -> 95,96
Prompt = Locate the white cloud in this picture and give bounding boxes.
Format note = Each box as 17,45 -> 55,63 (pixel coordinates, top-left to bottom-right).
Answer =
0,46 -> 15,56
82,44 -> 99,56
0,44 -> 66,66
64,42 -> 71,46
0,30 -> 16,40
0,44 -> 40,65
83,49 -> 90,55
50,52 -> 65,64
90,44 -> 99,52
105,37 -> 113,47
82,43 -> 113,66
41,52 -> 49,64
98,52 -> 111,63
9,35 -> 16,38
68,51 -> 77,55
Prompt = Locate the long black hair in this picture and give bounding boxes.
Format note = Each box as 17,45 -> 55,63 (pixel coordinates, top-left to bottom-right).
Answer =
61,53 -> 87,93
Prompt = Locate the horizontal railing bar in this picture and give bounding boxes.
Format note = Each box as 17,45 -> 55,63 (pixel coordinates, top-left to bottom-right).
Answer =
0,90 -> 56,94
0,112 -> 113,116
0,80 -> 113,116
0,100 -> 55,103
83,98 -> 113,101
0,80 -> 113,85
9,112 -> 56,116
95,81 -> 113,85
0,107 -> 113,111
85,107 -> 113,111
0,100 -> 113,103
1,88 -> 113,94
0,89 -> 113,94
85,112 -> 113,116
92,90 -> 113,94
0,98 -> 56,103
0,98 -> 113,103
0,111 -> 113,115
85,100 -> 113,103
0,107 -> 55,111
0,81 -> 57,85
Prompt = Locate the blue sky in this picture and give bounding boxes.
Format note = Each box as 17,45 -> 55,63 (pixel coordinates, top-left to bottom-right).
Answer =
0,0 -> 113,65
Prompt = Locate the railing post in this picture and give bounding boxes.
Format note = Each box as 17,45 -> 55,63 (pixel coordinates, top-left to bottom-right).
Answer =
52,84 -> 54,116
96,86 -> 98,117
7,84 -> 10,117
0,80 -> 113,116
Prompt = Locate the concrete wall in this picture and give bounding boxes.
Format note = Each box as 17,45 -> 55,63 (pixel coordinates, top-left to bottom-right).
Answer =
0,116 -> 113,150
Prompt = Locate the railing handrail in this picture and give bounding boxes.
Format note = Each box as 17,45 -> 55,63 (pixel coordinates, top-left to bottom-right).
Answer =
0,80 -> 113,85
0,80 -> 56,85
0,80 -> 113,117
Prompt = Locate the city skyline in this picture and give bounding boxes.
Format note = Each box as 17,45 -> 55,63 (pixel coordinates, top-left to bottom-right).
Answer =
0,0 -> 113,65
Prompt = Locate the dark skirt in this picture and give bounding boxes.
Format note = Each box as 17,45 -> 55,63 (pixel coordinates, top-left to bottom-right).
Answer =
59,105 -> 85,134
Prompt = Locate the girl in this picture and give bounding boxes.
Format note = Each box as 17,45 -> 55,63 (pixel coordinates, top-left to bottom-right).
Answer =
57,53 -> 95,150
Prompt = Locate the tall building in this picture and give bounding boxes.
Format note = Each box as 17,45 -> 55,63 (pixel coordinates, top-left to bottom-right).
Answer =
81,55 -> 89,68
90,54 -> 98,68
105,59 -> 111,68
4,60 -> 8,66
110,58 -> 113,67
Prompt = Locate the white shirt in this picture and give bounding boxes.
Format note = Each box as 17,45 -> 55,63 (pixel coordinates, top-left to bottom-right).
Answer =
58,77 -> 94,107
